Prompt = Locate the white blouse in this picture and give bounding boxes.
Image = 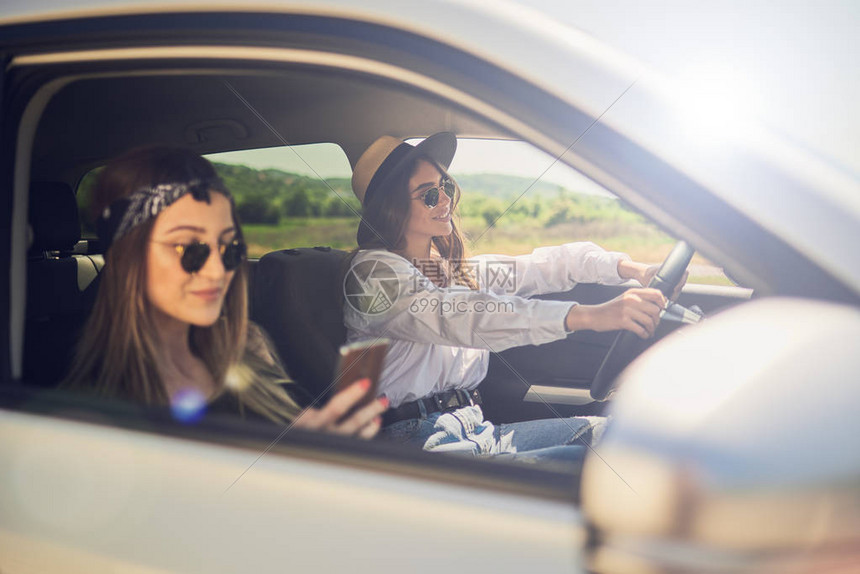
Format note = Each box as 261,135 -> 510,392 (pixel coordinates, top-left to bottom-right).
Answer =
343,242 -> 630,407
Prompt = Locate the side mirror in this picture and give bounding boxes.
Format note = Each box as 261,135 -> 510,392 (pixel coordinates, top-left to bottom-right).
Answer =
581,298 -> 860,571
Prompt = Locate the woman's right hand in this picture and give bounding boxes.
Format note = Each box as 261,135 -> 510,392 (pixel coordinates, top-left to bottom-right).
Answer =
293,379 -> 389,439
565,288 -> 666,339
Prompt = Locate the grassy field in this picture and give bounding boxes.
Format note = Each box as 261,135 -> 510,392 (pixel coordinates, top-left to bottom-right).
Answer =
242,216 -> 732,286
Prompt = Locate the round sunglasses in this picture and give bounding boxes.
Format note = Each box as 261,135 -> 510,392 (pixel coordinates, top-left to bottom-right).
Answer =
415,177 -> 456,208
155,238 -> 247,274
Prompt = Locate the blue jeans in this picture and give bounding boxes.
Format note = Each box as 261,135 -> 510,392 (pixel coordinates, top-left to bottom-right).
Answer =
381,405 -> 606,465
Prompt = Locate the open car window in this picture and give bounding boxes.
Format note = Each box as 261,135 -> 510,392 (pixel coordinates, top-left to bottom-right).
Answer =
21,63 -> 639,489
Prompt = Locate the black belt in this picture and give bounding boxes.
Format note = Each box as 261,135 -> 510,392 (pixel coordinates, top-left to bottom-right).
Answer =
382,389 -> 482,427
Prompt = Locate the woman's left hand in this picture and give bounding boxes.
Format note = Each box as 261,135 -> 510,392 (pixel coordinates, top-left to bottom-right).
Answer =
618,260 -> 688,301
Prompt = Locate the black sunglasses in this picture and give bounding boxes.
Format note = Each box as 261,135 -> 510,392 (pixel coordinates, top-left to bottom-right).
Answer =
159,238 -> 247,274
416,177 -> 456,208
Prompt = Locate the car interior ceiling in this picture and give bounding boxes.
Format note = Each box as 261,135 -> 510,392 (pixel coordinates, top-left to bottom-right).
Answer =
31,70 -> 502,184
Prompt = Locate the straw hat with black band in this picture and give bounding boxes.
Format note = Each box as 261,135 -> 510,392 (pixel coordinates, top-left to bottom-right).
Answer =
352,132 -> 457,247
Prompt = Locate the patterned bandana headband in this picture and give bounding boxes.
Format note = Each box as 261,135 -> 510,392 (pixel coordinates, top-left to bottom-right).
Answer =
97,177 -> 231,250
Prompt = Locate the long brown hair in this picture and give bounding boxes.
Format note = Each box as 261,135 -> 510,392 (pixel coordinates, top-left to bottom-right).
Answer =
355,154 -> 477,288
63,146 -> 302,423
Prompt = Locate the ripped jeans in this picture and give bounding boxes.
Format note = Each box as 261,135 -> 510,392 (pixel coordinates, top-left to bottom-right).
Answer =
381,405 -> 606,465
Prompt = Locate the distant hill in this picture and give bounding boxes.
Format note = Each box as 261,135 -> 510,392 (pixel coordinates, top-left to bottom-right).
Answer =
213,162 -> 351,202
75,161 -> 625,232
210,161 -> 627,224
212,163 -> 358,220
214,163 -> 592,202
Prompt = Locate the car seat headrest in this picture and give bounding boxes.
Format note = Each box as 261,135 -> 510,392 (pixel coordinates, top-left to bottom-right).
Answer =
29,181 -> 80,253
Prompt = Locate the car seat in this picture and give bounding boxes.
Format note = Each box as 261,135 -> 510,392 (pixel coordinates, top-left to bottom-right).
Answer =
24,182 -> 102,387
248,247 -> 350,407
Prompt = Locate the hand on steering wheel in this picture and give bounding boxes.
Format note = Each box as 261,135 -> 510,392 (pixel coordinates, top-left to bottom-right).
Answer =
618,260 -> 688,300
589,241 -> 695,401
565,288 -> 666,339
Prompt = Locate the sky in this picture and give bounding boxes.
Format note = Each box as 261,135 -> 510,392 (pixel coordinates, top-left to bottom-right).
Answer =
522,0 -> 859,177
213,0 -> 859,190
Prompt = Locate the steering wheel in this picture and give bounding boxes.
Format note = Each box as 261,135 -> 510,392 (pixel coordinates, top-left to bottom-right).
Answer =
590,241 -> 695,401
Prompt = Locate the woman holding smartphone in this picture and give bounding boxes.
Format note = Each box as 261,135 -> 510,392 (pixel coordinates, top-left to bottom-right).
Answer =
344,132 -> 682,459
64,146 -> 387,436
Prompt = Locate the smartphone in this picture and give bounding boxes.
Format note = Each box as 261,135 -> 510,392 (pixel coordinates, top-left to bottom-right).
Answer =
332,339 -> 389,411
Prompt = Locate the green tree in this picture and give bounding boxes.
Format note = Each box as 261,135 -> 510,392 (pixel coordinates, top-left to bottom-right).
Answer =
323,194 -> 361,217
284,188 -> 313,217
237,194 -> 279,224
482,206 -> 503,228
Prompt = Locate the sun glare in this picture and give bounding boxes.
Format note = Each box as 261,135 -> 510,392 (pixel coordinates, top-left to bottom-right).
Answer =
671,64 -> 762,144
